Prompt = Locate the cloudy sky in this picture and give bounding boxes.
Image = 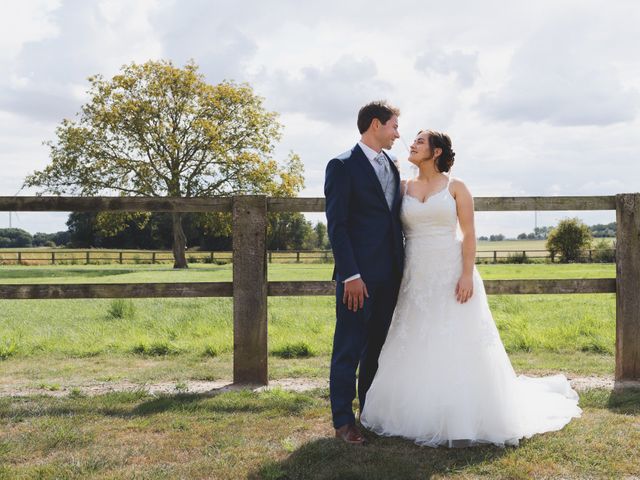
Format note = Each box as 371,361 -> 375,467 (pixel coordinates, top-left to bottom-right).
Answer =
1,0 -> 637,236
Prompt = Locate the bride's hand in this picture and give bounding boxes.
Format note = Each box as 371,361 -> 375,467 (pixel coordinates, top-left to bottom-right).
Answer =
455,274 -> 474,303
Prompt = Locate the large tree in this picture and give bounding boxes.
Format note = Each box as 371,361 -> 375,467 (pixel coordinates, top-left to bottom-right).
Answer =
25,60 -> 304,268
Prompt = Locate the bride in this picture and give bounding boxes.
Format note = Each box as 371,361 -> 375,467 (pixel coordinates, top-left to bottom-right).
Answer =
359,130 -> 582,447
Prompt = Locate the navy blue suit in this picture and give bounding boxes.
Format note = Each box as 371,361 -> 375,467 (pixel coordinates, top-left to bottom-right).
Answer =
324,144 -> 404,429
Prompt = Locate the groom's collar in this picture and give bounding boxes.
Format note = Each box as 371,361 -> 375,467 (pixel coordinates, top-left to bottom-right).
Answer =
357,141 -> 382,163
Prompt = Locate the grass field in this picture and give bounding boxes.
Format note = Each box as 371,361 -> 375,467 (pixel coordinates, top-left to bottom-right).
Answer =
0,263 -> 616,374
0,262 -> 634,479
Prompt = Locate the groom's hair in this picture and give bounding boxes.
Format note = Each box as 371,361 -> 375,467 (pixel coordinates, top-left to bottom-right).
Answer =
357,101 -> 400,134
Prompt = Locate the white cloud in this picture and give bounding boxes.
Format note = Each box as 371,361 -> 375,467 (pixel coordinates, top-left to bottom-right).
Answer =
0,0 -> 162,122
415,49 -> 479,87
264,56 -> 393,124
477,10 -> 640,126
151,1 -> 258,84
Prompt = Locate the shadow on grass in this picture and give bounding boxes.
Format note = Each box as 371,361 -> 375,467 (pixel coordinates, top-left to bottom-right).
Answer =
578,387 -> 640,415
130,388 -> 320,417
0,388 -> 320,420
608,388 -> 640,414
249,435 -> 509,480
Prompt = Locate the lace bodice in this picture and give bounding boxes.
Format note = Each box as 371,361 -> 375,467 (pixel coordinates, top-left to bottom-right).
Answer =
401,182 -> 457,248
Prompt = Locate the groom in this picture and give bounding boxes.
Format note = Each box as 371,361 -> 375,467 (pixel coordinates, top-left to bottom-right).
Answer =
324,101 -> 405,444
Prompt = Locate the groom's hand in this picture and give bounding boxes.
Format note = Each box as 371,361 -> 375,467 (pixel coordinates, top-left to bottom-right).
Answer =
343,278 -> 369,312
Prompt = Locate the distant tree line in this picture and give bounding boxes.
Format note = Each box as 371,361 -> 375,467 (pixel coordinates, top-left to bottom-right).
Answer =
478,222 -> 616,241
516,226 -> 553,240
1,219 -> 615,251
588,222 -> 617,238
0,228 -> 69,248
0,212 -> 330,251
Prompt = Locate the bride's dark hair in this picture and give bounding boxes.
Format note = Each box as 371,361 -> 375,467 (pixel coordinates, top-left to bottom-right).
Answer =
420,130 -> 455,173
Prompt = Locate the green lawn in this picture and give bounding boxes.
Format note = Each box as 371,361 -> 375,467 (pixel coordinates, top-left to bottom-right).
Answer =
0,262 -> 630,479
0,262 -> 618,387
0,261 -> 616,283
0,263 -> 616,361
0,388 -> 638,479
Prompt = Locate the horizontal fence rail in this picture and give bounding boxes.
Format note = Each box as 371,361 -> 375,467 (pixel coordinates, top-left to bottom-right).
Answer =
0,193 -> 637,389
0,278 -> 617,300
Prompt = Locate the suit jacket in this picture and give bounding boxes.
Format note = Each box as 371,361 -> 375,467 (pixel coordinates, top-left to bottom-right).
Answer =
324,144 -> 404,283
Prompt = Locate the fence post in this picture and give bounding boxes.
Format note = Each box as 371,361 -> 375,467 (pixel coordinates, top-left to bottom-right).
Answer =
86,251 -> 90,265
152,252 -> 156,264
296,251 -> 301,263
493,251 -> 497,263
17,252 -> 21,265
232,195 -> 268,385
615,193 -> 640,388
51,252 -> 55,265
210,251 -> 214,263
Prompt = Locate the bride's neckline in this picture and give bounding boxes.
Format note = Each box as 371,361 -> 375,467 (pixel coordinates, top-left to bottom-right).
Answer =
404,185 -> 450,204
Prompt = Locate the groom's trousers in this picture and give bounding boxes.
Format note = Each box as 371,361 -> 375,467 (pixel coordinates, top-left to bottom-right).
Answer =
330,273 -> 401,429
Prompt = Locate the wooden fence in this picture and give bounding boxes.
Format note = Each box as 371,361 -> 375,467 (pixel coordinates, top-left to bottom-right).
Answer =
0,194 -> 638,389
0,248 -> 616,265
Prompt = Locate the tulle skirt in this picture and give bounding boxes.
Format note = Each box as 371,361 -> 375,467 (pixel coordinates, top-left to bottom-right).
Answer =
360,241 -> 582,447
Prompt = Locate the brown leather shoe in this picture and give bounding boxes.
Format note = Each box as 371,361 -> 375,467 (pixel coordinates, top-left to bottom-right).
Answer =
335,424 -> 366,445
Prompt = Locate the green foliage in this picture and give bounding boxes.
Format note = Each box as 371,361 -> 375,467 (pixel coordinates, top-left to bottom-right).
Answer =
313,222 -> 330,249
24,59 -> 305,266
0,228 -> 32,248
26,60 -> 303,199
267,213 -> 316,250
0,338 -> 18,360
546,218 -> 593,263
131,341 -> 180,356
590,221 -> 616,237
33,231 -> 69,247
202,345 -> 219,357
107,299 -> 135,319
592,239 -> 616,263
505,251 -> 531,264
271,342 -> 314,358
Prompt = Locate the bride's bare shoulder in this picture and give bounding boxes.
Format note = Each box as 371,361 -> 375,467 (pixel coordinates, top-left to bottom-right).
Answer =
448,176 -> 472,198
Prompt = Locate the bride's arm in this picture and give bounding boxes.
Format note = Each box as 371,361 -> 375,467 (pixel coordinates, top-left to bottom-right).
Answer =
453,179 -> 476,303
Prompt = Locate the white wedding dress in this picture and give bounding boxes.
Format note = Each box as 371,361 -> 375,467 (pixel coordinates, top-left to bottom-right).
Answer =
360,179 -> 582,447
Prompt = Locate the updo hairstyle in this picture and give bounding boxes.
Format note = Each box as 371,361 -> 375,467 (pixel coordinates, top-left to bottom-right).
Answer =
421,130 -> 455,173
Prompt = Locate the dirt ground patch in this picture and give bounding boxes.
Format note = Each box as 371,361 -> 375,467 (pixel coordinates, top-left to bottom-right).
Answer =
0,375 -> 614,398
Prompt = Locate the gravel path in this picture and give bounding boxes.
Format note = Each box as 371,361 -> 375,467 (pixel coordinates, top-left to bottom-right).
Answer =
0,375 -> 616,398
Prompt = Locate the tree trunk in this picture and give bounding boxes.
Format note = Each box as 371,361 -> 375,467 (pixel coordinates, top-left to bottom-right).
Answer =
172,212 -> 188,269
